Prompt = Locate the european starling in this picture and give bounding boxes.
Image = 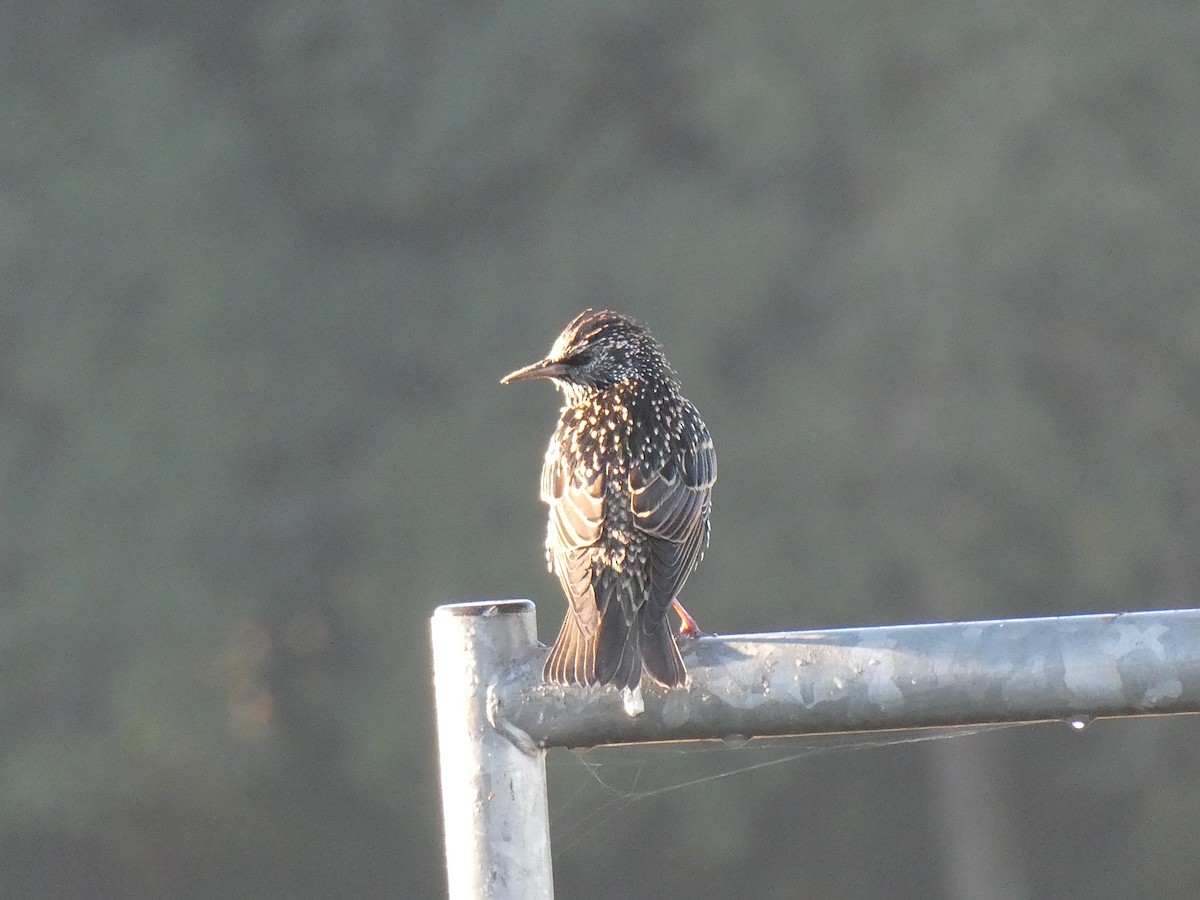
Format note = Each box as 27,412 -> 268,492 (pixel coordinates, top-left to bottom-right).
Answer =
501,309 -> 716,695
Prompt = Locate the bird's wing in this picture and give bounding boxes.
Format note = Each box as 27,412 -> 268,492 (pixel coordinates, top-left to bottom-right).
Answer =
629,422 -> 716,624
540,447 -> 605,632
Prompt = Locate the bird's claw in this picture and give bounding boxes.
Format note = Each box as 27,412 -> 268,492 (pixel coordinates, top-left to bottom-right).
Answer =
672,599 -> 702,639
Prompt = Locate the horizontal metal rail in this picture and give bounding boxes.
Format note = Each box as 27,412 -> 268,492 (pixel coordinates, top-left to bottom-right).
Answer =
489,606 -> 1200,749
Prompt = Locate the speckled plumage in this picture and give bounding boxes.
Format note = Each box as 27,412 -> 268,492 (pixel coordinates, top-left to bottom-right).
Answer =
501,309 -> 716,690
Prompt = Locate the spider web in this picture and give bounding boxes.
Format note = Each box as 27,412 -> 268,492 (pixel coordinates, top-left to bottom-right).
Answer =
546,723 -> 1027,853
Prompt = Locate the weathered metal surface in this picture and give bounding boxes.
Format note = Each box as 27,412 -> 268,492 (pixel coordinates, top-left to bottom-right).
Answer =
490,608 -> 1200,749
432,600 -> 553,900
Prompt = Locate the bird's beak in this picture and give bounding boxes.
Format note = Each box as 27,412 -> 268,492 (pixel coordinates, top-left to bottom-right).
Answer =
500,358 -> 568,385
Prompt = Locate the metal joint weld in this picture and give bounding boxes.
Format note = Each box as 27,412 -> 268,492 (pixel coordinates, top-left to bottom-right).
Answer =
487,684 -> 541,756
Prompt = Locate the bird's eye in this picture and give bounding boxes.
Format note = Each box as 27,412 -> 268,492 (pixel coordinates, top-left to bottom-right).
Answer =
568,351 -> 592,367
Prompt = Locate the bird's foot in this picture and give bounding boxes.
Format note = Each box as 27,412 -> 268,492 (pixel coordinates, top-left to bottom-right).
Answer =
672,599 -> 702,639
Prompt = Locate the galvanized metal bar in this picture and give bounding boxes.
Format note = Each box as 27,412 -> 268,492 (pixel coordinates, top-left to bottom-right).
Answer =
431,600 -> 553,900
491,607 -> 1200,749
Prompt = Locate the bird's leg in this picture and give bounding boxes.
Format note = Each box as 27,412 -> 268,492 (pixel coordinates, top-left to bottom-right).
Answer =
672,599 -> 702,638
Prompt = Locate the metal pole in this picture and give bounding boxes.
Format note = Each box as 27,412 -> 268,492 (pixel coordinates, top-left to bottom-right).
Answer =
431,600 -> 553,900
492,607 -> 1200,749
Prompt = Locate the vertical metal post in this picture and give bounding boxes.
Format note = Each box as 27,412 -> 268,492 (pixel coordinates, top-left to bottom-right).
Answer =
431,600 -> 553,900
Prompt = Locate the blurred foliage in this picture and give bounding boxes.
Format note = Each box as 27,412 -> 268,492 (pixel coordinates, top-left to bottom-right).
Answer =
2,0 -> 1200,897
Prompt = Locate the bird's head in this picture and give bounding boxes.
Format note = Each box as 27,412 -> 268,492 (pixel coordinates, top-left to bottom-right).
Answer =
501,309 -> 670,401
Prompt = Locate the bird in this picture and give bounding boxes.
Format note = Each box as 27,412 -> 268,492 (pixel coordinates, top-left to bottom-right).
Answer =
501,309 -> 716,696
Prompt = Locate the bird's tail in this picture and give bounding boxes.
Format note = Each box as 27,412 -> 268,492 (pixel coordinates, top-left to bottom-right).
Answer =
543,611 -> 601,686
637,614 -> 687,689
594,607 -> 687,691
545,605 -> 688,690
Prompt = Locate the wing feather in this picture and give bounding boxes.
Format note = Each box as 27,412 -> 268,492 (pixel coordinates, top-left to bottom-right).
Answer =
629,425 -> 717,623
540,447 -> 607,637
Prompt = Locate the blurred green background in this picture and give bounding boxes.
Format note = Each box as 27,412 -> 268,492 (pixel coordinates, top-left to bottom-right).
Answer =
4,1 -> 1200,897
